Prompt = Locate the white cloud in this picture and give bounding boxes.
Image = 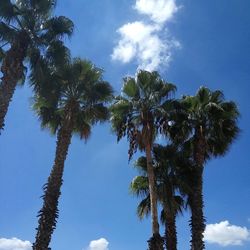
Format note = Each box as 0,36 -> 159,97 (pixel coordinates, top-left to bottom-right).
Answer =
204,221 -> 250,247
134,0 -> 179,24
111,0 -> 180,71
0,238 -> 32,250
86,238 -> 109,250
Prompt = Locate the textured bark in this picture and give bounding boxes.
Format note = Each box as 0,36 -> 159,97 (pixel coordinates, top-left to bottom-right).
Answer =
190,129 -> 206,250
165,213 -> 177,250
0,32 -> 29,132
33,105 -> 76,250
147,233 -> 164,250
145,143 -> 160,235
145,144 -> 164,250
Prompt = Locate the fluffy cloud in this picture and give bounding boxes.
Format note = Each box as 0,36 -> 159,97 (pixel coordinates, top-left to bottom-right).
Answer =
87,238 -> 109,250
134,0 -> 179,24
111,0 -> 180,71
204,221 -> 250,247
0,238 -> 32,250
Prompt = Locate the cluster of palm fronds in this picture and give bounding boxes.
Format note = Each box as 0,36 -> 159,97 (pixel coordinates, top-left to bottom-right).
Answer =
0,1 -> 240,250
110,72 -> 239,250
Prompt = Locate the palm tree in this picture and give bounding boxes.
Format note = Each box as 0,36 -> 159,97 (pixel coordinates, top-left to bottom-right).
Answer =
110,70 -> 176,250
32,58 -> 113,250
170,87 -> 240,250
131,144 -> 191,250
0,0 -> 73,133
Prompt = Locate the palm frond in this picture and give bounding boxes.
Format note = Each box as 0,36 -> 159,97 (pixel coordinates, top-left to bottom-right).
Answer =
122,77 -> 140,99
41,16 -> 74,42
130,176 -> 149,197
46,40 -> 70,67
137,196 -> 151,219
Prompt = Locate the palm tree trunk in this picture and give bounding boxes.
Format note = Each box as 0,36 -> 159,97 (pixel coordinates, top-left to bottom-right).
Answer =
190,130 -> 206,250
145,144 -> 164,250
165,213 -> 177,250
189,167 -> 205,250
33,118 -> 73,250
0,32 -> 28,133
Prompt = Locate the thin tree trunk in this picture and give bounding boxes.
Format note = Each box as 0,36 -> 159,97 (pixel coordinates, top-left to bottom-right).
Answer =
165,213 -> 177,250
145,144 -> 164,250
190,129 -> 206,250
33,118 -> 73,250
189,167 -> 205,250
0,32 -> 28,133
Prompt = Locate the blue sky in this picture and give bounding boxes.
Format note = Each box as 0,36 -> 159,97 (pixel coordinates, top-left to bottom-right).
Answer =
0,0 -> 250,249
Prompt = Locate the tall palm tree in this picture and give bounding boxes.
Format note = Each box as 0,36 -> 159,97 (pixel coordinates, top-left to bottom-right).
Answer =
0,0 -> 73,132
110,70 -> 176,250
32,58 -> 113,250
131,144 -> 191,250
170,87 -> 240,250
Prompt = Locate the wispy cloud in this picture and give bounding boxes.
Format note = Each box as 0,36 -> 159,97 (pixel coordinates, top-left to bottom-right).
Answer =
0,237 -> 32,250
85,238 -> 109,250
111,0 -> 180,71
204,221 -> 250,247
134,0 -> 179,24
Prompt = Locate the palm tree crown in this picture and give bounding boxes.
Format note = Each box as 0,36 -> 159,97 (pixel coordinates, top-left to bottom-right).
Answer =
34,58 -> 113,136
0,0 -> 74,132
171,86 -> 240,162
111,70 -> 176,159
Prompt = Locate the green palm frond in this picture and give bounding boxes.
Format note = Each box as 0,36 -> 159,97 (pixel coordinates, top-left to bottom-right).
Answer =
130,175 -> 149,197
41,16 -> 74,42
134,156 -> 147,174
210,90 -> 224,103
122,77 -> 140,99
33,95 -> 61,134
85,82 -> 113,103
74,114 -> 91,140
196,86 -> 210,104
46,40 -> 71,67
137,196 -> 151,219
82,104 -> 109,125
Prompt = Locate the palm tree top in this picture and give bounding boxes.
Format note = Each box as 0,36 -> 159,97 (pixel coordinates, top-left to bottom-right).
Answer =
121,70 -> 176,107
0,0 -> 73,55
34,58 -> 113,139
110,70 -> 176,159
171,86 -> 240,159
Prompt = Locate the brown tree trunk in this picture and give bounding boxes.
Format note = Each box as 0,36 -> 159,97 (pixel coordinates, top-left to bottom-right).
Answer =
189,167 -> 205,250
164,211 -> 177,250
190,129 -> 206,250
33,117 -> 73,250
145,144 -> 164,250
0,32 -> 28,133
